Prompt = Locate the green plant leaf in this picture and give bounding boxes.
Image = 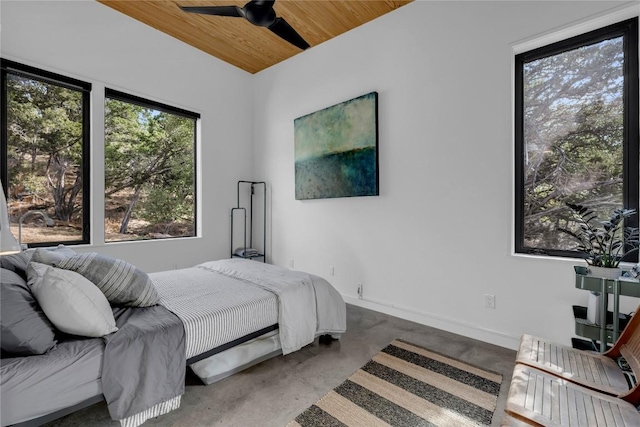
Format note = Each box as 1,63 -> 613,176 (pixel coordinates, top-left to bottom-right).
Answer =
559,202 -> 638,265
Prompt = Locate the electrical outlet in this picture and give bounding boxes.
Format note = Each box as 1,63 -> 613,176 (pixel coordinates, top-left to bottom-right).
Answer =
357,283 -> 363,299
330,266 -> 335,276
484,294 -> 496,309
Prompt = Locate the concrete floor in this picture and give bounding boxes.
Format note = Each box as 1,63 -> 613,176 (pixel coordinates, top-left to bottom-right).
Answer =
47,304 -> 516,427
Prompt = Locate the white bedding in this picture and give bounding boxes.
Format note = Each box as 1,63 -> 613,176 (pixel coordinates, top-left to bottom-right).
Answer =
150,266 -> 278,359
150,258 -> 346,358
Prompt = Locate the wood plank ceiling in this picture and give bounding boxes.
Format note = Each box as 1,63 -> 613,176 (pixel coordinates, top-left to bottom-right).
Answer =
97,0 -> 413,74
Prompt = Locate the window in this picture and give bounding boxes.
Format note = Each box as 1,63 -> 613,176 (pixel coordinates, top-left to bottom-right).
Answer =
1,59 -> 91,247
104,89 -> 198,242
515,18 -> 639,258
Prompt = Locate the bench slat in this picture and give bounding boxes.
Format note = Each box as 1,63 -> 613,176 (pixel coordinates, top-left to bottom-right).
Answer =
516,335 -> 629,396
505,365 -> 640,427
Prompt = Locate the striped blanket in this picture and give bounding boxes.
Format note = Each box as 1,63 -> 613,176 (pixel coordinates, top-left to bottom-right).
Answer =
151,266 -> 278,358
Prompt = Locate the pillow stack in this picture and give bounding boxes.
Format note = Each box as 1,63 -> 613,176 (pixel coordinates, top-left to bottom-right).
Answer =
32,250 -> 159,307
1,245 -> 159,357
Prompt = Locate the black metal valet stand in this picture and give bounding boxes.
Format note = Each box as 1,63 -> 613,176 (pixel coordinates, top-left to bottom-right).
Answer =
230,181 -> 266,262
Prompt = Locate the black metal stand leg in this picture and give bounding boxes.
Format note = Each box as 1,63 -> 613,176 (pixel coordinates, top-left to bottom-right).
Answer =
319,334 -> 337,344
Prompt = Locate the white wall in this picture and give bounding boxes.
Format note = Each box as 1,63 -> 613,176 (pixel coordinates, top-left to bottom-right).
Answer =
253,1 -> 640,349
1,1 -> 255,272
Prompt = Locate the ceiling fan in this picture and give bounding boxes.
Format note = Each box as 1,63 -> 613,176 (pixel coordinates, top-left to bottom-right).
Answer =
180,0 -> 310,50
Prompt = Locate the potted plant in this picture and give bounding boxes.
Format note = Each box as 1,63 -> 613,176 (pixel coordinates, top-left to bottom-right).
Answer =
560,203 -> 639,279
560,203 -> 639,325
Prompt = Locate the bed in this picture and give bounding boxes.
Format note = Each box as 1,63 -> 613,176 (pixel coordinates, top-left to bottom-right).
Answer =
0,249 -> 346,427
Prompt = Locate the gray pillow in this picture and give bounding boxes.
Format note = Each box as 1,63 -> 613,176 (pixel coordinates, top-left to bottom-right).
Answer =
41,252 -> 159,307
1,245 -> 77,281
27,263 -> 118,337
0,251 -> 31,280
30,246 -> 77,266
1,268 -> 57,355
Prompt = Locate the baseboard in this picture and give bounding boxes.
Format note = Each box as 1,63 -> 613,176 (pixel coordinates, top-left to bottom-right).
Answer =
343,294 -> 520,350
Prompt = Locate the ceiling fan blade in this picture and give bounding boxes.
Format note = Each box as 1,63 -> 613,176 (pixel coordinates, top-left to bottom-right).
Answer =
252,0 -> 275,7
180,5 -> 243,18
268,17 -> 309,50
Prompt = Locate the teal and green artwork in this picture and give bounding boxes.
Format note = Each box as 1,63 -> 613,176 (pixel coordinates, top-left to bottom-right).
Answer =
294,92 -> 379,200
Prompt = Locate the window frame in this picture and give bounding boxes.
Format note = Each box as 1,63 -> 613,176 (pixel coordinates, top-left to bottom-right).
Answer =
514,18 -> 639,259
104,88 -> 199,242
1,58 -> 91,247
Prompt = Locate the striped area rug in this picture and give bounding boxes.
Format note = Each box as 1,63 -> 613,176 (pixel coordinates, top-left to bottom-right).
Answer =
287,339 -> 503,427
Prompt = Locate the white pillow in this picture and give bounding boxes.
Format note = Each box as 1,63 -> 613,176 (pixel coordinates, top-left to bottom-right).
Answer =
27,262 -> 118,337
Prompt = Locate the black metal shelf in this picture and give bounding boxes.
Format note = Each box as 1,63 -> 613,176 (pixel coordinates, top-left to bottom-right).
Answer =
231,253 -> 264,260
572,305 -> 630,345
230,181 -> 266,263
574,266 -> 640,296
573,266 -> 639,351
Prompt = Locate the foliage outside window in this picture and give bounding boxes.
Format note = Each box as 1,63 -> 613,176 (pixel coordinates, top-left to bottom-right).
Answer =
515,18 -> 639,258
1,59 -> 90,247
104,89 -> 198,242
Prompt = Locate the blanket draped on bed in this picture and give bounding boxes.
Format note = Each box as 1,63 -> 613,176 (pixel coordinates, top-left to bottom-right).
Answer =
102,306 -> 186,424
198,259 -> 346,355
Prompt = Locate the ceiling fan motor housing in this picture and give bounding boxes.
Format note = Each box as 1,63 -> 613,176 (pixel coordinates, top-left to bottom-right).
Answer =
244,1 -> 276,27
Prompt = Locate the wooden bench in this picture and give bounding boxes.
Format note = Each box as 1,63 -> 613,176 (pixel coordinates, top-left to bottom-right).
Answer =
504,307 -> 640,425
515,334 -> 631,396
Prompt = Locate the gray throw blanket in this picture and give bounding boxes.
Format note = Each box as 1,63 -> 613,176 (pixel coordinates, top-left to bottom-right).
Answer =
198,259 -> 347,355
102,306 -> 186,420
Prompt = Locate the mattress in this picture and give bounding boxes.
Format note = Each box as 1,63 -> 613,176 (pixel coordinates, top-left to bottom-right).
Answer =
0,338 -> 104,426
150,267 -> 279,359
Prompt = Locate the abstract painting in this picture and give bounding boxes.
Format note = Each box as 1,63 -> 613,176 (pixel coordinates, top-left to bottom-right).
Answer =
294,92 -> 379,200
